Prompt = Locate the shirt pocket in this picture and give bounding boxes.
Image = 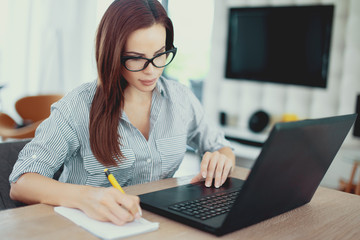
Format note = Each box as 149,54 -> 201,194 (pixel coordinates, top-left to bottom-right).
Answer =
156,134 -> 187,178
83,148 -> 136,187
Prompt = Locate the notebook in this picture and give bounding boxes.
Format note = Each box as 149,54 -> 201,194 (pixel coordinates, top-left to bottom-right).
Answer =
54,206 -> 159,239
139,114 -> 356,236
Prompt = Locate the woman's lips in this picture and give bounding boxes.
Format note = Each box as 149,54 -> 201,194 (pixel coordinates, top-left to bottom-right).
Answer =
139,78 -> 157,86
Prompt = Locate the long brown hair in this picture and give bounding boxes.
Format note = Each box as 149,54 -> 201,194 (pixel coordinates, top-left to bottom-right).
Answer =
90,0 -> 174,166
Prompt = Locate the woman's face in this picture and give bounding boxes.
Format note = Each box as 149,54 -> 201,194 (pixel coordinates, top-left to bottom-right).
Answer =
122,23 -> 167,94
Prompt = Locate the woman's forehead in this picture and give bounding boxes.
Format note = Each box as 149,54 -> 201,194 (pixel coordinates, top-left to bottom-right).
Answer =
124,23 -> 166,54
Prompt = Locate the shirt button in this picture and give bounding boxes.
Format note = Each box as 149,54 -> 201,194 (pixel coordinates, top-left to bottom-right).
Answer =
32,155 -> 37,159
147,158 -> 151,163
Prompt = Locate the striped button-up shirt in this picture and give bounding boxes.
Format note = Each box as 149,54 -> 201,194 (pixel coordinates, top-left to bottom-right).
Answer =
9,77 -> 231,187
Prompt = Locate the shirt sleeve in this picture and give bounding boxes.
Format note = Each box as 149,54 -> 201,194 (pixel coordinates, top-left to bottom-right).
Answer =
9,101 -> 80,183
184,86 -> 233,155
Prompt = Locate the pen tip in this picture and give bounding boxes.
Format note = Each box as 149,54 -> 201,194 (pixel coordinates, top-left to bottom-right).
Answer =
104,168 -> 108,172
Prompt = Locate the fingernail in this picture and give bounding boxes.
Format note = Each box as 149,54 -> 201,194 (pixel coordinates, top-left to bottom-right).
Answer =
138,207 -> 143,217
215,182 -> 220,188
202,172 -> 206,178
205,182 -> 211,187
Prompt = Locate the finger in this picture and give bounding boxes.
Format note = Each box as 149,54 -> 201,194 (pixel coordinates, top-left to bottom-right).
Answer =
108,201 -> 135,223
214,155 -> 226,188
94,204 -> 127,226
190,173 -> 204,183
205,152 -> 220,187
221,161 -> 233,185
114,192 -> 141,218
99,189 -> 135,223
200,152 -> 212,178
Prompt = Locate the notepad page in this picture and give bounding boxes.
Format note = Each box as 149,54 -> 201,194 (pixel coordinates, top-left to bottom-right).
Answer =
54,206 -> 159,240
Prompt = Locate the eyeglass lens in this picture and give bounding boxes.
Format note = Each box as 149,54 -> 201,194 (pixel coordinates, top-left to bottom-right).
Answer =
125,51 -> 175,71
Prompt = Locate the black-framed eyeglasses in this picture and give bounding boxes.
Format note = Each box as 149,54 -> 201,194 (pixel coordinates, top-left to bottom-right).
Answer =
121,48 -> 177,72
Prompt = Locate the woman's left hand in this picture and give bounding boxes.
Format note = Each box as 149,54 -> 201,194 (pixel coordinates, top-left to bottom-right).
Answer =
191,148 -> 235,188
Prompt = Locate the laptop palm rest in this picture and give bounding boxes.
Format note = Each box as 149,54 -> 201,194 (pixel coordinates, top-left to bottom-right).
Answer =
140,177 -> 244,207
140,178 -> 245,230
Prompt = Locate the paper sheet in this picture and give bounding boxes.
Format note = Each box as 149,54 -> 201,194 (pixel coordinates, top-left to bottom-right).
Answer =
54,206 -> 159,239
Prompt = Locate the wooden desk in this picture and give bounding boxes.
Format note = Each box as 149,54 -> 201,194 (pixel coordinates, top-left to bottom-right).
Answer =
1,167 -> 359,240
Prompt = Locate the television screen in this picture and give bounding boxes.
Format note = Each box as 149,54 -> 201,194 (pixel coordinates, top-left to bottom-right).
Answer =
225,5 -> 334,88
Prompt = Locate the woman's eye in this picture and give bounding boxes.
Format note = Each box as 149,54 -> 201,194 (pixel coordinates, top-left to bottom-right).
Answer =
129,58 -> 143,62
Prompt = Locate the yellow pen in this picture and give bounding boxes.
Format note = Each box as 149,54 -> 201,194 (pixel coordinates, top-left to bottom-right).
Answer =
104,168 -> 142,217
104,168 -> 125,193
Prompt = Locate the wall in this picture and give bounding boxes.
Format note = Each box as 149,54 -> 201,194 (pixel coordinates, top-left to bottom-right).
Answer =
204,0 -> 360,145
203,0 -> 360,188
0,0 -> 113,123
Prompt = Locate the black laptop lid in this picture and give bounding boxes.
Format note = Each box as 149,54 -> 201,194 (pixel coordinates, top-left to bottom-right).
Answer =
221,114 -> 356,234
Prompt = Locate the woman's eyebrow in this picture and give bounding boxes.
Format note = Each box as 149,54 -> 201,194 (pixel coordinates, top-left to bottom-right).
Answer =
154,46 -> 166,55
124,51 -> 145,57
124,46 -> 166,57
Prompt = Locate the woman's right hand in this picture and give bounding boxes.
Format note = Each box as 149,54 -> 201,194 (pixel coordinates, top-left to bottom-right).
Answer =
10,173 -> 141,226
80,186 -> 142,226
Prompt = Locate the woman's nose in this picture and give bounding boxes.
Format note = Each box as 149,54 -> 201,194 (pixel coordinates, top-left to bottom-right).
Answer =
143,61 -> 156,74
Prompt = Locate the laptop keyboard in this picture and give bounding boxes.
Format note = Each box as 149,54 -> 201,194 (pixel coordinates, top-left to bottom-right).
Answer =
168,190 -> 240,220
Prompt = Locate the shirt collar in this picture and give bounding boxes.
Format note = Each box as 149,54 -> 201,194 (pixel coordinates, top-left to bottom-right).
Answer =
119,77 -> 166,122
154,76 -> 166,98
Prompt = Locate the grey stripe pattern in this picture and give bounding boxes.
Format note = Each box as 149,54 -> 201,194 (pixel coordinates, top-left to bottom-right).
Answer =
9,77 -> 231,187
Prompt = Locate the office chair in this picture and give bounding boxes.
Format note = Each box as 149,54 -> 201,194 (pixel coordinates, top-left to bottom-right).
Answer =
0,94 -> 63,140
0,139 -> 63,210
0,139 -> 30,209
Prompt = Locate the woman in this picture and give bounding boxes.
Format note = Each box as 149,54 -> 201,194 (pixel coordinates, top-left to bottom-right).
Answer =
9,0 -> 235,226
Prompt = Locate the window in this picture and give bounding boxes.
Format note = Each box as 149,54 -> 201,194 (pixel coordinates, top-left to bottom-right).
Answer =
164,0 -> 214,102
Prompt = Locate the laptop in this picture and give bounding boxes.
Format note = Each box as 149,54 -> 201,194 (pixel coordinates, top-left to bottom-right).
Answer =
139,114 -> 356,236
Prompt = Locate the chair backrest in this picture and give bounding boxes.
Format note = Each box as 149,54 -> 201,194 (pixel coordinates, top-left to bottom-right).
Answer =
0,139 -> 63,210
15,94 -> 63,123
0,112 -> 16,129
0,139 -> 30,210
